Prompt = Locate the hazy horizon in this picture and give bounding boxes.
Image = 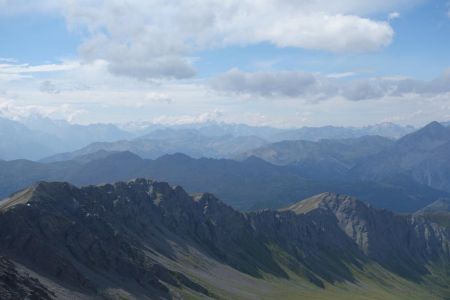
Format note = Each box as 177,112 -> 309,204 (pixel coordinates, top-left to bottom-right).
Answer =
0,112 -> 429,129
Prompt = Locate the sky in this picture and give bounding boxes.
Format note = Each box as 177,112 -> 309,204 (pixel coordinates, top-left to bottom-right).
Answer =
0,0 -> 450,127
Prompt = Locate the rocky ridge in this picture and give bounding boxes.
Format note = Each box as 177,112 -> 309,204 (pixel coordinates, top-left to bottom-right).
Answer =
0,180 -> 449,299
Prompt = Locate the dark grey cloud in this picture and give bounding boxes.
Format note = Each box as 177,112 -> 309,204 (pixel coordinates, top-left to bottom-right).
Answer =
345,72 -> 450,100
211,69 -> 450,101
340,79 -> 395,101
211,69 -> 338,100
107,56 -> 196,80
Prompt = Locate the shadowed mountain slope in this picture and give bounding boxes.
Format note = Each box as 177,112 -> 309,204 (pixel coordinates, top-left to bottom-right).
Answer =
0,180 -> 449,299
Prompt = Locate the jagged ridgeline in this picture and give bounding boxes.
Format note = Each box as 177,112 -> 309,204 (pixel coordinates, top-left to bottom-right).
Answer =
1,179 -> 450,299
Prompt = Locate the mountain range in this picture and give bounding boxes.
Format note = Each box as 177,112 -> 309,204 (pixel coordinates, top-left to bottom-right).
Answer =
0,151 -> 447,213
0,116 -> 131,160
239,135 -> 394,179
119,120 -> 416,141
42,123 -> 416,163
270,122 -> 415,141
42,129 -> 268,162
352,122 -> 450,193
0,115 -> 419,161
0,179 -> 449,299
0,117 -> 53,160
39,121 -> 450,193
2,121 -> 450,213
240,122 -> 450,198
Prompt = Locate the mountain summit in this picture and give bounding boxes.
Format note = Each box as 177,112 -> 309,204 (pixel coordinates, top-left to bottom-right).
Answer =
396,121 -> 450,150
352,122 -> 450,192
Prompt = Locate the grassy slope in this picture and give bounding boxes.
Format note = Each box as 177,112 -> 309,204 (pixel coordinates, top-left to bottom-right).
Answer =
182,264 -> 448,300
262,263 -> 447,300
169,247 -> 450,300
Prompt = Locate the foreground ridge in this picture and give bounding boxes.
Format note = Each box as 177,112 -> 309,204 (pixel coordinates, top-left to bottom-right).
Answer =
0,179 -> 449,299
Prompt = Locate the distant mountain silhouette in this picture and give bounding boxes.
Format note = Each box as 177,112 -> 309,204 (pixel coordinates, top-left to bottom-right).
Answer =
239,135 -> 393,179
352,122 -> 450,192
272,122 -> 414,141
0,116 -> 131,160
0,151 -> 447,213
42,131 -> 268,162
0,116 -> 417,161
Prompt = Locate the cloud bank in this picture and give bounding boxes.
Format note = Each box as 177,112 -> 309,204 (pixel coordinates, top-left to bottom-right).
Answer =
211,69 -> 450,101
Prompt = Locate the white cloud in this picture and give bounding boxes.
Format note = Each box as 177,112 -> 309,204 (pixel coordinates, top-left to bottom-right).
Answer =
0,59 -> 219,124
388,11 -> 401,20
151,109 -> 225,125
327,72 -> 356,79
0,96 -> 86,121
2,61 -> 450,128
144,92 -> 173,104
252,13 -> 393,52
0,61 -> 79,81
5,0 -> 405,80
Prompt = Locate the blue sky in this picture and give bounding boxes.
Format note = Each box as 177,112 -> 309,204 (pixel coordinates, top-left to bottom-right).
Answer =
0,14 -> 78,63
0,0 -> 450,127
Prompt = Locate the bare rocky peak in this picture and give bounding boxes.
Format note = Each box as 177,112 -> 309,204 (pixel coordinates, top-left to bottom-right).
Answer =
283,192 -> 450,271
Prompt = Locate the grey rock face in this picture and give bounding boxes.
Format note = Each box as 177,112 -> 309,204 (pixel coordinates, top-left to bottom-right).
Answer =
0,256 -> 54,300
289,193 -> 450,278
0,180 -> 449,298
0,181 -> 213,299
